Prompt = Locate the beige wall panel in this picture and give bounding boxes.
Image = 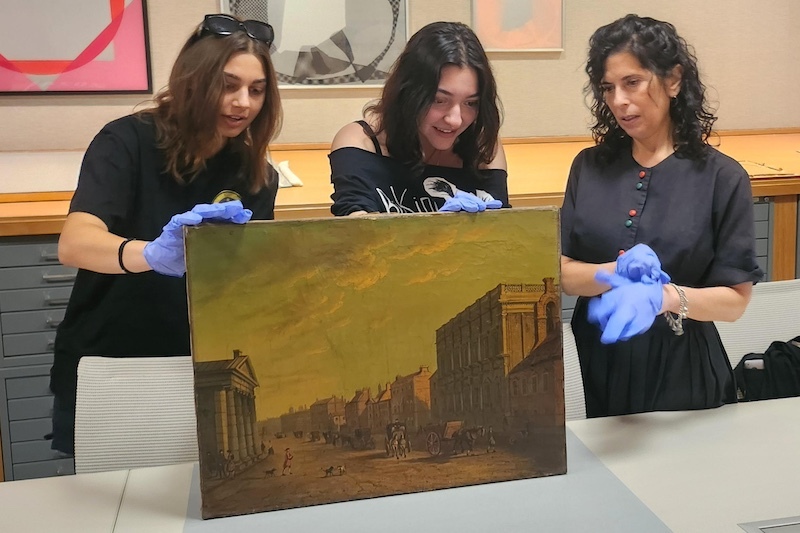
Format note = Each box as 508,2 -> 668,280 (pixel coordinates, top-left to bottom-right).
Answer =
0,0 -> 798,152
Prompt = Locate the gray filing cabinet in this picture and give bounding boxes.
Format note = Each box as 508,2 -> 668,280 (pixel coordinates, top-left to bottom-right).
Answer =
0,236 -> 77,480
755,198 -> 771,280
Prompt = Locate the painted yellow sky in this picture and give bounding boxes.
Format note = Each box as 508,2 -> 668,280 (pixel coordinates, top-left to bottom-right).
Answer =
185,208 -> 559,419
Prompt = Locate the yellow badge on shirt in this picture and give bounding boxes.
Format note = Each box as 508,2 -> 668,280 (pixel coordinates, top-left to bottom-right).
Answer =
212,190 -> 242,204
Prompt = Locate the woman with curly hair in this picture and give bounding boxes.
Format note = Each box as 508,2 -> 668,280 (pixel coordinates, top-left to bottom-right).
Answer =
561,14 -> 762,417
329,21 -> 508,215
49,14 -> 282,454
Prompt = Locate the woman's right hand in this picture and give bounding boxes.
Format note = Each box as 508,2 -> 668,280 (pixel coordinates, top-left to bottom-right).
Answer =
143,201 -> 252,277
615,243 -> 671,284
588,270 -> 664,343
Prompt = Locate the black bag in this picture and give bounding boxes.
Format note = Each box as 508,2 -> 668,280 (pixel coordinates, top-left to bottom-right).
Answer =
734,336 -> 800,401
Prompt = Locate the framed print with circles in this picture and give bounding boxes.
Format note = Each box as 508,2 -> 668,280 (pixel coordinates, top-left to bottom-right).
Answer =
222,0 -> 407,88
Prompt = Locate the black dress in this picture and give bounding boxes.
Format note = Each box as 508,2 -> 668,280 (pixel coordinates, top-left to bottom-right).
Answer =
561,144 -> 763,417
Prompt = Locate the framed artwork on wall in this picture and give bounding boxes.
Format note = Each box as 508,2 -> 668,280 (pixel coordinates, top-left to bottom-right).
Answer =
0,0 -> 152,95
471,0 -> 563,52
222,0 -> 407,88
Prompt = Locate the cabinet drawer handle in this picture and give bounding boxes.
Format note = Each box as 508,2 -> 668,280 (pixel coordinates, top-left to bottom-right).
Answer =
44,296 -> 70,306
46,317 -> 62,328
40,250 -> 60,262
47,339 -> 55,351
42,273 -> 77,283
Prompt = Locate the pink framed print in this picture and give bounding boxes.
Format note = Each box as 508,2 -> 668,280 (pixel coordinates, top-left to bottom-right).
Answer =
0,0 -> 152,94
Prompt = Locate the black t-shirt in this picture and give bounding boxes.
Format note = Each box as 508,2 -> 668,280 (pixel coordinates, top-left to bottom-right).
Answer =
329,147 -> 510,216
50,114 -> 278,405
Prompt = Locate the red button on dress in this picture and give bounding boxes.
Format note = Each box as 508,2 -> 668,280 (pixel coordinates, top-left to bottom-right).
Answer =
629,209 -> 637,216
638,170 -> 646,178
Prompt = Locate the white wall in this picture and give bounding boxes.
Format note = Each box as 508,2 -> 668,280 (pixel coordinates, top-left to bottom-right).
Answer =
0,0 -> 798,153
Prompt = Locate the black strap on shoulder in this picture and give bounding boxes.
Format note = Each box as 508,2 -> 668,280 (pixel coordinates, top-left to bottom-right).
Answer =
355,120 -> 382,156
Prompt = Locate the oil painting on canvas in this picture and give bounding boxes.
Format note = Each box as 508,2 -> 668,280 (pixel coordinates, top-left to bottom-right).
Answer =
184,207 -> 566,519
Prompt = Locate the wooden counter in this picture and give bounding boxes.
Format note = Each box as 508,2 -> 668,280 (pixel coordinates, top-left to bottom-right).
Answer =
2,132 -> 799,278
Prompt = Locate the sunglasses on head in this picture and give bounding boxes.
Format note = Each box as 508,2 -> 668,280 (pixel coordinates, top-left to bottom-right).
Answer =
199,14 -> 274,46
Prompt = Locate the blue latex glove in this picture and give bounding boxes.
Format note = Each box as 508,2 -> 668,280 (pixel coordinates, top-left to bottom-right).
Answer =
588,270 -> 663,344
439,191 -> 503,213
143,201 -> 252,277
587,271 -> 632,330
615,243 -> 671,284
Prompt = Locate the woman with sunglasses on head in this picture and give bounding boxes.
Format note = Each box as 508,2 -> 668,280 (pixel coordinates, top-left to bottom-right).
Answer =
329,21 -> 508,215
48,14 -> 281,455
561,14 -> 762,418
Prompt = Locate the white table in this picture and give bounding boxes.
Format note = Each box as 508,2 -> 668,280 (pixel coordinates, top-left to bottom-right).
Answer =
0,468 -> 128,532
569,396 -> 800,533
2,396 -> 798,533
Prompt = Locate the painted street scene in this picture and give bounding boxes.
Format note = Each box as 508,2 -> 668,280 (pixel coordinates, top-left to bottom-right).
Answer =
185,209 -> 566,518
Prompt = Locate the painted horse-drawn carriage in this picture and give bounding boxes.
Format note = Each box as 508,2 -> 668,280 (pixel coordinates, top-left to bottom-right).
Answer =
340,427 -> 376,450
385,421 -> 411,459
425,421 -> 484,456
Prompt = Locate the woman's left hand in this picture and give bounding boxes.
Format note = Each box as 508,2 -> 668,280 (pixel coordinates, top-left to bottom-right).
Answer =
439,191 -> 502,213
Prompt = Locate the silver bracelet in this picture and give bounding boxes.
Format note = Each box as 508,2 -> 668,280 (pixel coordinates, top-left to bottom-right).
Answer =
663,283 -> 688,336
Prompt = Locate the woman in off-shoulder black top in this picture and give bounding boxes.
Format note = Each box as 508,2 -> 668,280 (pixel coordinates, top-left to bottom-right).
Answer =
329,22 -> 508,216
330,121 -> 509,215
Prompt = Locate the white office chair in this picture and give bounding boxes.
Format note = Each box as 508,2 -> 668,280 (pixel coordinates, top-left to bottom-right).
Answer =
74,356 -> 199,474
715,279 -> 800,368
563,323 -> 587,421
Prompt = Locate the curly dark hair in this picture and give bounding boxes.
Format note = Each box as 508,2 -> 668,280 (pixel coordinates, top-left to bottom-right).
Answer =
585,14 -> 716,163
366,21 -> 502,176
139,18 -> 282,193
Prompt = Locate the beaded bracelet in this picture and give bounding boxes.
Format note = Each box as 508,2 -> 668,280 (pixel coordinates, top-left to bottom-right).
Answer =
663,283 -> 688,336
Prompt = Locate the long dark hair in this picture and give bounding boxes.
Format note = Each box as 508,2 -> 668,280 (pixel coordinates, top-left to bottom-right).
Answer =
140,21 -> 282,192
366,21 -> 501,175
585,14 -> 716,163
